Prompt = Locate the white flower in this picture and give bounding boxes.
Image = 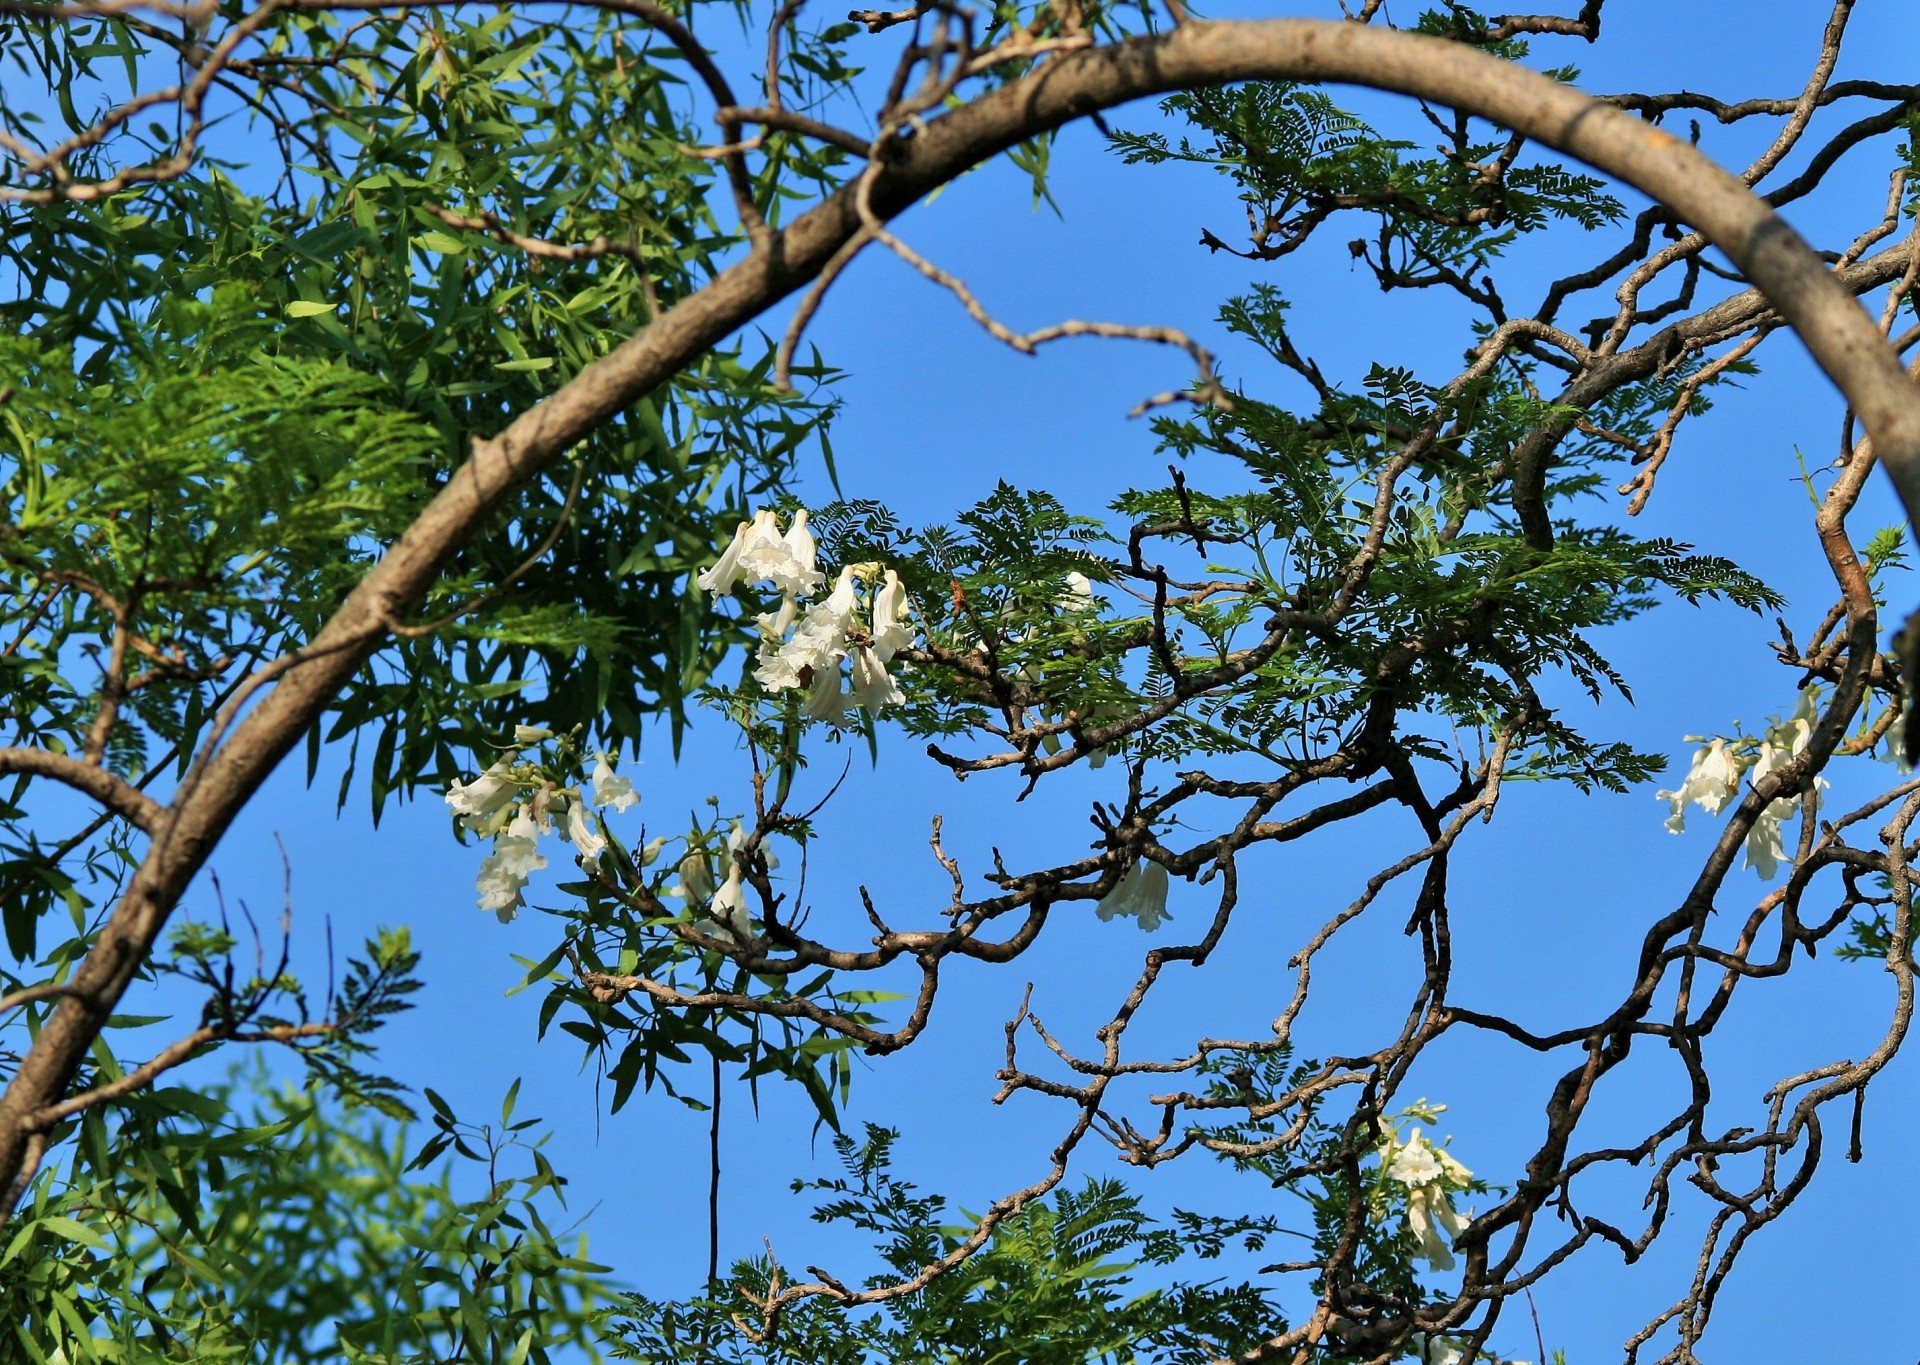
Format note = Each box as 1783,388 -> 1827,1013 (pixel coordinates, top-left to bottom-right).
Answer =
1061,571 -> 1096,611
696,515 -> 763,597
563,792 -> 608,873
1743,742 -> 1795,879
772,507 -> 825,598
640,835 -> 669,867
1406,1184 -> 1468,1271
1096,858 -> 1171,931
871,569 -> 914,660
445,763 -> 520,828
821,563 -> 859,619
1386,1135 -> 1444,1186
1741,693 -> 1830,880
736,508 -> 824,598
676,850 -> 715,906
1656,738 -> 1743,835
848,645 -> 903,713
512,724 -> 553,744
755,594 -> 799,646
1407,1335 -> 1463,1365
804,665 -> 850,725
705,865 -> 753,941
726,819 -> 778,871
1385,1128 -> 1471,1271
1386,1128 -> 1470,1188
756,569 -> 856,692
475,807 -> 547,923
590,751 -> 639,812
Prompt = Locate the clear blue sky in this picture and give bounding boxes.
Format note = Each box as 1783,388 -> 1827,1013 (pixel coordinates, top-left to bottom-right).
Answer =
106,2 -> 1920,1360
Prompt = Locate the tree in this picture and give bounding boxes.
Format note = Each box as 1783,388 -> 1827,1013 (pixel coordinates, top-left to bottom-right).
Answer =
2,0 -> 1919,1361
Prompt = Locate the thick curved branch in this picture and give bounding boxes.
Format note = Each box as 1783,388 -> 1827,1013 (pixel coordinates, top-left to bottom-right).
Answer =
0,748 -> 164,834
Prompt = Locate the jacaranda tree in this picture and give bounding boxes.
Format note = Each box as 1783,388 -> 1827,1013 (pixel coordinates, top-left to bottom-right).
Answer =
3,0 -> 1919,1361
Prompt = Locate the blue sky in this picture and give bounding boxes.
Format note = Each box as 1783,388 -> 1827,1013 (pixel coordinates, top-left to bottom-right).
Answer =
37,1 -> 1920,1360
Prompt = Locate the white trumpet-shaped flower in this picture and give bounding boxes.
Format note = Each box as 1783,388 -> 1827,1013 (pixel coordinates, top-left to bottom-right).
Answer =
821,563 -> 860,619
726,819 -> 778,870
1096,858 -> 1171,932
1656,738 -> 1742,834
848,646 -> 904,713
870,569 -> 914,660
445,763 -> 519,825
1061,571 -> 1096,611
1384,1128 -> 1472,1271
1743,687 -> 1827,879
590,751 -> 639,812
696,514 -> 766,598
755,566 -> 857,692
768,507 -> 824,598
475,807 -> 548,923
804,666 -> 850,725
1885,706 -> 1913,773
698,865 -> 754,942
698,508 -> 825,599
563,792 -> 608,873
755,594 -> 799,646
1405,1185 -> 1469,1272
676,850 -> 715,906
512,724 -> 553,744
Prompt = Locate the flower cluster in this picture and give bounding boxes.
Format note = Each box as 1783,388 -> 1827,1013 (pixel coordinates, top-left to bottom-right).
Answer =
1657,686 -> 1826,879
444,729 -> 641,922
700,506 -> 916,723
1096,857 -> 1171,931
1382,1126 -> 1472,1271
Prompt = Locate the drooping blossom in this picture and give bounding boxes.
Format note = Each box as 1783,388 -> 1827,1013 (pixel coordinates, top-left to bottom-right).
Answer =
726,819 -> 778,871
1885,705 -> 1914,774
848,646 -> 904,713
1384,1128 -> 1472,1271
475,807 -> 548,923
590,751 -> 640,813
1657,687 -> 1831,881
769,508 -> 824,598
1655,738 -> 1742,834
804,666 -> 850,725
1096,858 -> 1171,932
1742,687 -> 1826,879
1061,571 -> 1097,611
870,569 -> 914,659
696,514 -> 764,598
563,793 -> 608,873
755,566 -> 859,692
691,823 -> 775,942
755,594 -> 799,646
699,508 -> 824,599
446,763 -> 523,837
704,865 -> 753,941
676,849 -> 715,907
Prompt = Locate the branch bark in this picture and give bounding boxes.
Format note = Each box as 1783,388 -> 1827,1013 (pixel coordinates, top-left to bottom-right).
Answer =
0,748 -> 165,834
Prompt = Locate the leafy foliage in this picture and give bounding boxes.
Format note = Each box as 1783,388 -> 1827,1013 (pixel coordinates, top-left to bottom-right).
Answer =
609,1125 -> 1283,1364
0,1066 -> 611,1363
